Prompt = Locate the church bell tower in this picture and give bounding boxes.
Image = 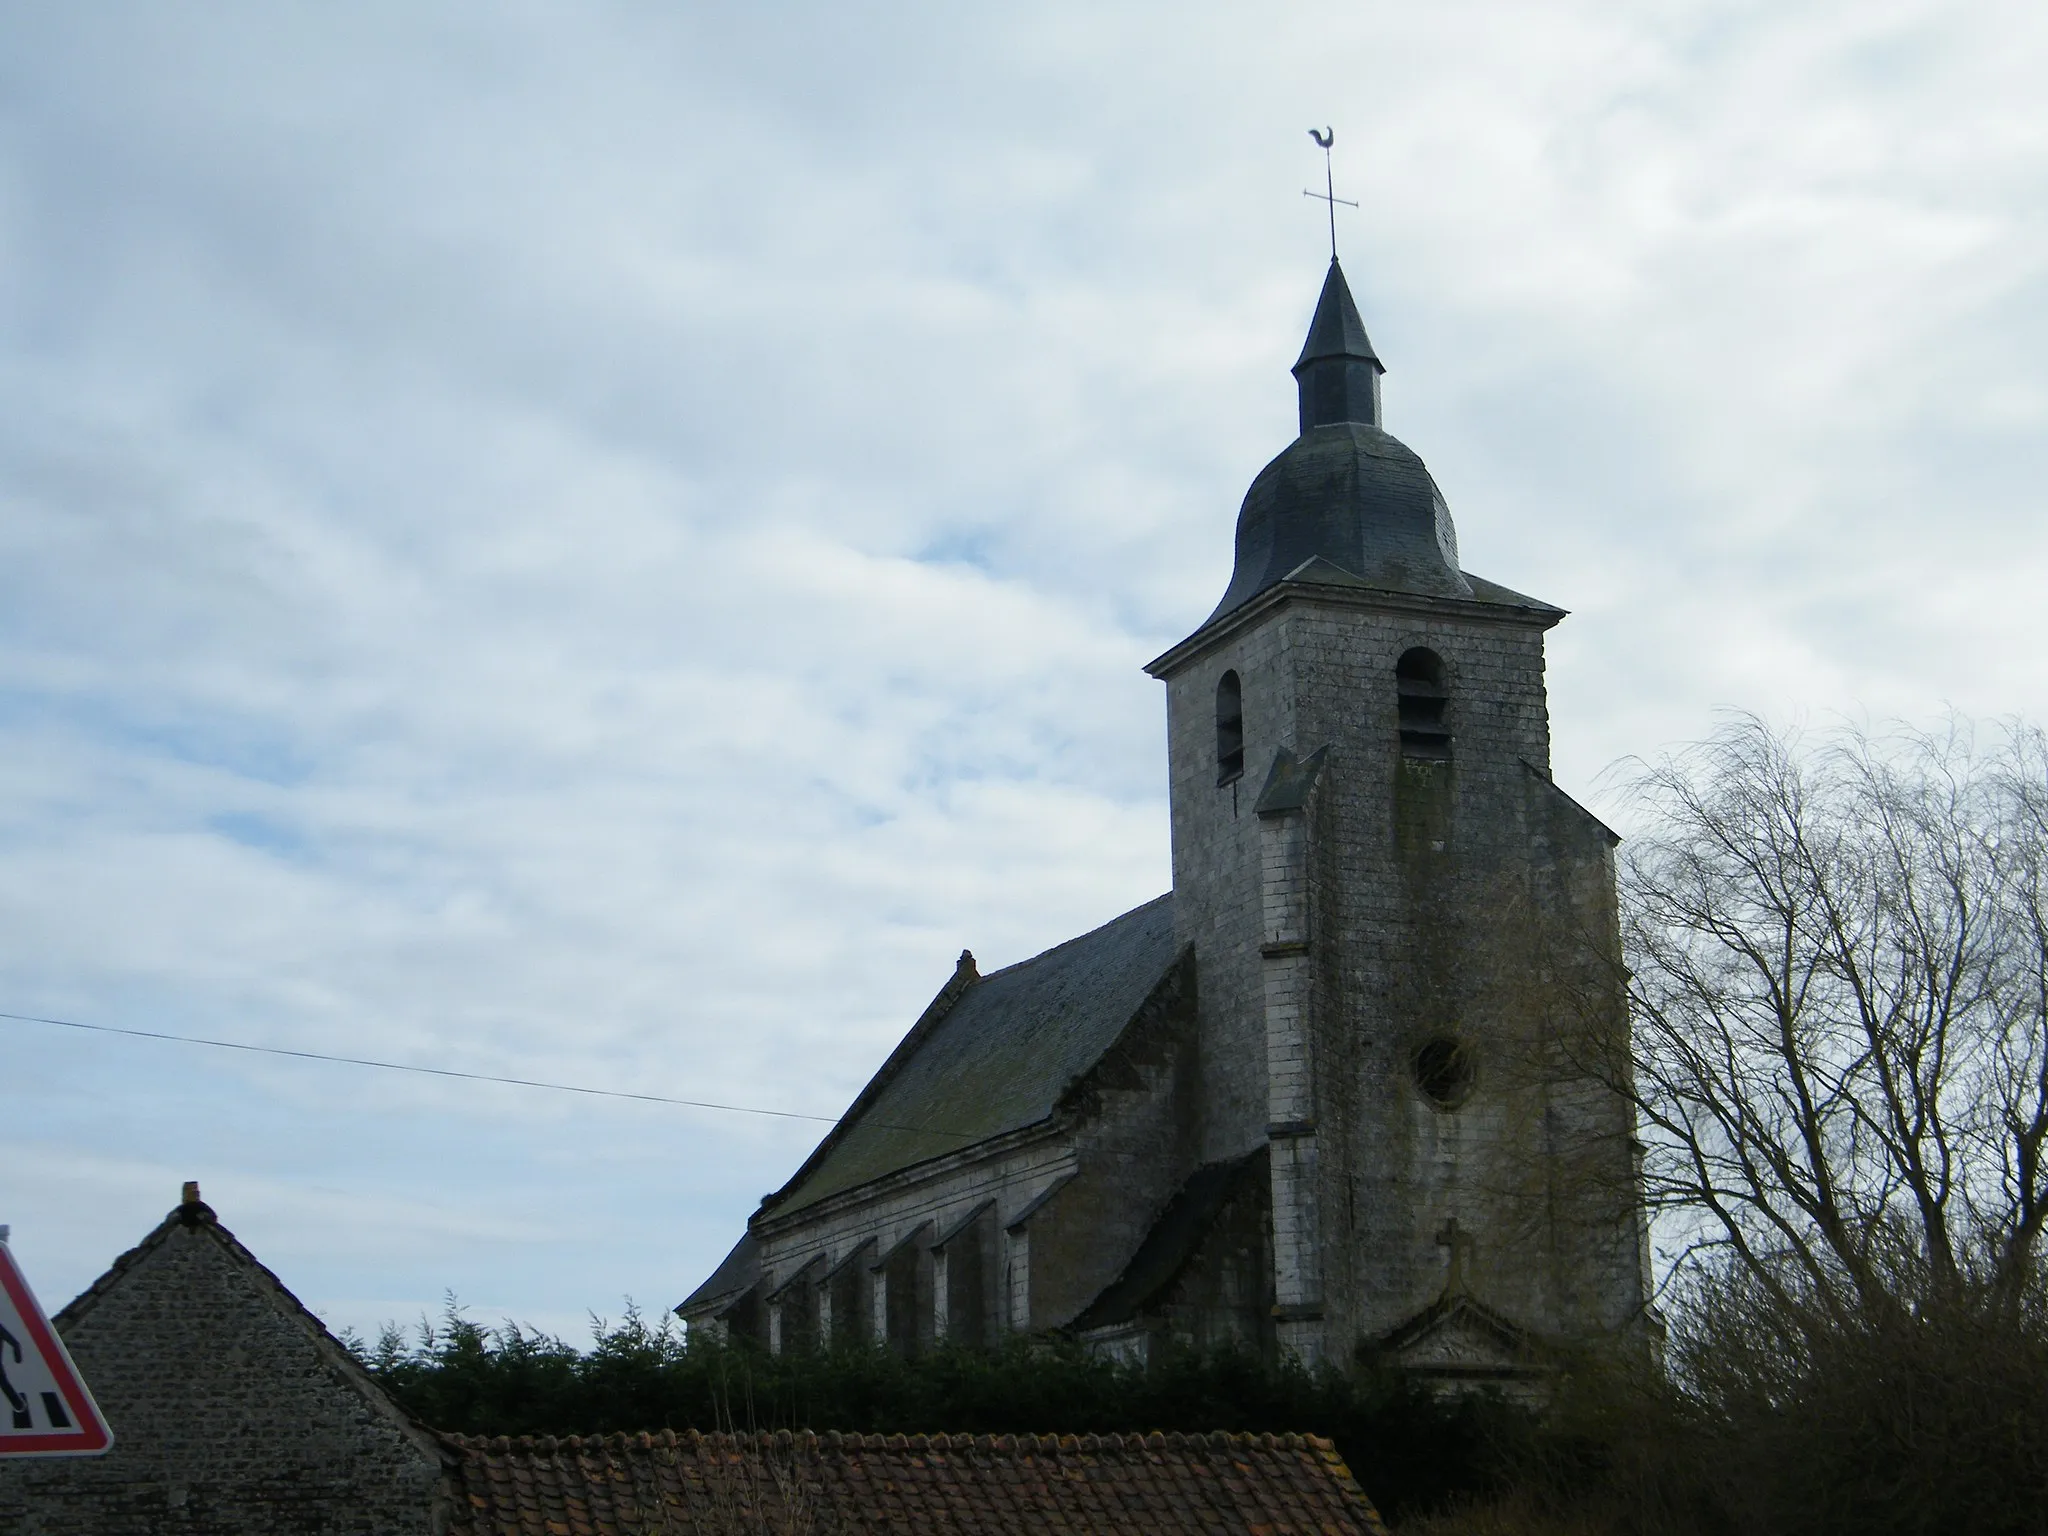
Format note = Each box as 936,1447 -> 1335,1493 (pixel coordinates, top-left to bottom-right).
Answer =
1145,258 -> 1650,1376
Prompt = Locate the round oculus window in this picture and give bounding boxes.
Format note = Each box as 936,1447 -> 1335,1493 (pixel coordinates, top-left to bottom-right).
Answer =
1413,1037 -> 1476,1109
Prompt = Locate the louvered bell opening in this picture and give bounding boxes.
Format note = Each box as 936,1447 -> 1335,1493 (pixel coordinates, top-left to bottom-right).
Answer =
1395,649 -> 1452,763
1216,670 -> 1246,785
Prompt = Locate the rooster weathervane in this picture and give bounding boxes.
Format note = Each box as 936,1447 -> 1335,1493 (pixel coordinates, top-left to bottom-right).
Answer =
1304,127 -> 1358,260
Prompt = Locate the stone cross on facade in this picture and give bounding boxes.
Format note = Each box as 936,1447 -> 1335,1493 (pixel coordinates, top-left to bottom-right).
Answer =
1435,1217 -> 1477,1296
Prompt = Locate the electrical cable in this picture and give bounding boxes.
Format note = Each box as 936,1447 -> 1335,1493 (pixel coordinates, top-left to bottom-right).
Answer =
0,1008 -> 975,1141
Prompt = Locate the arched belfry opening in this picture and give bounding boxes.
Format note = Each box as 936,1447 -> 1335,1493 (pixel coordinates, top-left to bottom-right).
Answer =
1395,649 -> 1451,762
1216,671 -> 1245,784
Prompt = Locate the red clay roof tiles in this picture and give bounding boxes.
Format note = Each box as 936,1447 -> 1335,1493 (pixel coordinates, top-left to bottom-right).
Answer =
438,1428 -> 1386,1536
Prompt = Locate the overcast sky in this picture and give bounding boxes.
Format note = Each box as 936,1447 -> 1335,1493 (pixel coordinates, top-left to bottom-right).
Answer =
3,2 -> 2044,1343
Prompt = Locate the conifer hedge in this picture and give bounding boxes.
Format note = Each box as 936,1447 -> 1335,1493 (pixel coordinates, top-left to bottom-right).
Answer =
349,1303 -> 1526,1523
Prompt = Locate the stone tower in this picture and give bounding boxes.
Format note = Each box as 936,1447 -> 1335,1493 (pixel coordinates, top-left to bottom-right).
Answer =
1144,258 -> 1649,1371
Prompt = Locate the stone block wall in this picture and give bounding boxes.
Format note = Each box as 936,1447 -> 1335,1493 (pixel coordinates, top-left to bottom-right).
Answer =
0,1206 -> 443,1536
1291,599 -> 1567,1350
1026,1046 -> 1193,1328
1158,585 -> 1647,1365
1147,1155 -> 1275,1358
1163,608 -> 1302,1165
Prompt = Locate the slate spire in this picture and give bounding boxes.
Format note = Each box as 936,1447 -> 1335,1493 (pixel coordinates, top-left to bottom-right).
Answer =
1290,258 -> 1384,434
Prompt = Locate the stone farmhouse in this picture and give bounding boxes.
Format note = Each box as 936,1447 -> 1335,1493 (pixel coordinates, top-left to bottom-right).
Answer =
679,258 -> 1655,1381
0,1188 -> 443,1535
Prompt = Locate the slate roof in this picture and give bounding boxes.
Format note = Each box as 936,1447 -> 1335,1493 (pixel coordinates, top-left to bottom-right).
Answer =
1293,258 -> 1381,371
1192,423 -> 1568,632
1208,425 -> 1470,621
1178,259 -> 1561,646
439,1427 -> 1389,1536
764,894 -> 1181,1216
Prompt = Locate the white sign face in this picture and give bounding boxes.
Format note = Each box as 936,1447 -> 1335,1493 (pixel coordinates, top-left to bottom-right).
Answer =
0,1240 -> 112,1457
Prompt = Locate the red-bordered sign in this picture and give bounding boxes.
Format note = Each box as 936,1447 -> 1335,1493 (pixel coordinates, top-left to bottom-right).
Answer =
0,1238 -> 112,1457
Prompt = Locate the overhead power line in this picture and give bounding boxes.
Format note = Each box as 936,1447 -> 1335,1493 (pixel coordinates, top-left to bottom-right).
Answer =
0,1008 -> 972,1141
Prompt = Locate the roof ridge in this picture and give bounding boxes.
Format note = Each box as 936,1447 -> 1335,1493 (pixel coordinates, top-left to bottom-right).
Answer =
437,1426 -> 1391,1535
970,891 -> 1173,985
50,1202 -> 194,1329
439,1427 -> 1343,1453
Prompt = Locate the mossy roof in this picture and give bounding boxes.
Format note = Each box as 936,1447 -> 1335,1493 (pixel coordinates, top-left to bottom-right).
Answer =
765,894 -> 1178,1216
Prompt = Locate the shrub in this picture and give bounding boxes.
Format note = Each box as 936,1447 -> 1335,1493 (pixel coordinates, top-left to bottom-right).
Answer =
350,1303 -> 1526,1525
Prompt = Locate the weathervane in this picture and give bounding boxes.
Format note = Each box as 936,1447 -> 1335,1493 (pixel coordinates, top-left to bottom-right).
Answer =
1303,127 -> 1358,260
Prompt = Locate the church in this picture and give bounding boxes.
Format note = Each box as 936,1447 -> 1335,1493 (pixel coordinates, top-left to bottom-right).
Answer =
678,256 -> 1653,1383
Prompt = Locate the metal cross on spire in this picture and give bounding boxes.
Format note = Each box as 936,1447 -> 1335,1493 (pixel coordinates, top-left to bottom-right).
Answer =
1303,127 -> 1358,260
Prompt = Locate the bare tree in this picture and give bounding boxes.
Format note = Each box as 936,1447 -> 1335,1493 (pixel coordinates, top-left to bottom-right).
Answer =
1610,714 -> 2048,1320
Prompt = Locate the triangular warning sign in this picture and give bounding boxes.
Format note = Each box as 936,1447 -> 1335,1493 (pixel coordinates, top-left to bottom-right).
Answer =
0,1238 -> 112,1457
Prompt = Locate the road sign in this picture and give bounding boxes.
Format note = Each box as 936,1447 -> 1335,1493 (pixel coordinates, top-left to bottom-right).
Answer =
0,1232 -> 112,1457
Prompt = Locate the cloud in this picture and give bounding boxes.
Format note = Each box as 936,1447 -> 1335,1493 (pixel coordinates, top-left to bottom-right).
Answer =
0,0 -> 2043,1334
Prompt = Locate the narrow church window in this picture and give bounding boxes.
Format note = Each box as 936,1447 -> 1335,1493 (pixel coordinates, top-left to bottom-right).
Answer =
1414,1037 -> 1475,1109
1216,671 -> 1245,785
1396,648 -> 1452,762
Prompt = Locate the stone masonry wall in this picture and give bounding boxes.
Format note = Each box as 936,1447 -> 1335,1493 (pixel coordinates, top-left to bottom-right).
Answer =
1521,769 -> 1654,1336
1029,975 -> 1200,1327
1161,588 -> 1647,1363
0,1212 -> 443,1536
1305,598 -> 1642,1351
752,1133 -> 1075,1350
1164,609 -> 1301,1166
1149,1155 -> 1275,1357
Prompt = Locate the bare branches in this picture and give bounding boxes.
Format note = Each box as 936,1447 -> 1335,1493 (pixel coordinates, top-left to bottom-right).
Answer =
1612,715 -> 2048,1321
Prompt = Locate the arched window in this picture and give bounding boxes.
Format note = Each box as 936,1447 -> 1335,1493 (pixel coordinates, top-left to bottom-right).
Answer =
1396,648 -> 1451,762
1215,671 -> 1245,784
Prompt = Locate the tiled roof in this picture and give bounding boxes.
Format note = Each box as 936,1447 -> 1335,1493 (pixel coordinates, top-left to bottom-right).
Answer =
440,1427 -> 1388,1536
764,894 -> 1181,1216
